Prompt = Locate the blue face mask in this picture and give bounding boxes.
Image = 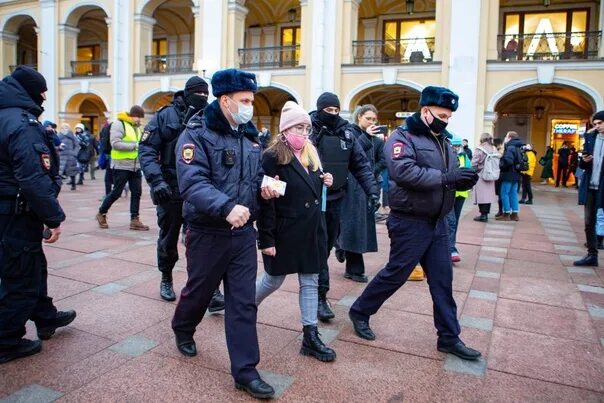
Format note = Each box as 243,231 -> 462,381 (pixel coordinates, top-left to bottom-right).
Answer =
228,97 -> 254,126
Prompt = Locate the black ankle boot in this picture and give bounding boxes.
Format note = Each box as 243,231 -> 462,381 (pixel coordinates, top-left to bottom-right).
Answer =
208,289 -> 225,313
317,297 -> 335,321
160,272 -> 176,301
598,236 -> 603,250
300,325 -> 336,362
573,254 -> 598,267
473,214 -> 488,222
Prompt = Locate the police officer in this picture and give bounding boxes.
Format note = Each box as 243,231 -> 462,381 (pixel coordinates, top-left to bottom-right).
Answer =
348,86 -> 481,361
172,69 -> 279,399
0,66 -> 76,364
309,92 -> 379,321
139,76 -> 225,310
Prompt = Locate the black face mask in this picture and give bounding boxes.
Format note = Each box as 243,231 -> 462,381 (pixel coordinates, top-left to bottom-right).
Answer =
185,93 -> 208,111
427,109 -> 448,134
317,110 -> 339,128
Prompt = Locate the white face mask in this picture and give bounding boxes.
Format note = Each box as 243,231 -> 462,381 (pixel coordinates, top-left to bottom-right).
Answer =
228,97 -> 254,126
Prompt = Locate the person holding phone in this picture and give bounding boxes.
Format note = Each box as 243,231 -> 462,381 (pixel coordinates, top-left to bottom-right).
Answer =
575,110 -> 604,267
256,101 -> 336,362
337,105 -> 386,282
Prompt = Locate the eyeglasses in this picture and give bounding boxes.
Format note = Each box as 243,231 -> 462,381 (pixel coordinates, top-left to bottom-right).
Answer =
289,125 -> 311,137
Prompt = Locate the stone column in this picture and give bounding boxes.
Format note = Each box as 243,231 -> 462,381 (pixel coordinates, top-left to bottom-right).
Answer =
112,0 -> 133,114
0,32 -> 18,76
198,0 -> 223,81
262,26 -> 277,47
341,0 -> 361,64
167,35 -> 178,55
361,18 -> 377,41
133,14 -> 155,74
248,27 -> 262,48
486,0 -> 499,60
226,0 -> 248,68
599,0 -> 604,57
57,24 -> 79,78
39,0 -> 58,120
180,34 -> 191,54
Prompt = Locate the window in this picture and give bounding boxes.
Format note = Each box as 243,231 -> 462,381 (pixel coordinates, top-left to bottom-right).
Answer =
75,45 -> 101,75
280,26 -> 300,67
152,39 -> 167,56
382,19 -> 436,63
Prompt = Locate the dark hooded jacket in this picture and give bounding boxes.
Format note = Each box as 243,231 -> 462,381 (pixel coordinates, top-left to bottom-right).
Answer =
309,111 -> 377,201
139,91 -> 188,198
175,100 -> 263,228
385,112 -> 457,221
0,76 -> 65,229
499,137 -> 525,182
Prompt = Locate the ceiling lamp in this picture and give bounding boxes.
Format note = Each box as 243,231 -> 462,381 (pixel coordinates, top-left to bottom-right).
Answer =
288,8 -> 297,23
535,104 -> 545,119
543,0 -> 551,7
406,0 -> 414,15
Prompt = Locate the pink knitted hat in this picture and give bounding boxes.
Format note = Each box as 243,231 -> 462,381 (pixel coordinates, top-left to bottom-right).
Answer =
279,101 -> 311,133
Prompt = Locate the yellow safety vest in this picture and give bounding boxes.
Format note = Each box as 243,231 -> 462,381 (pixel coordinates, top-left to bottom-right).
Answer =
111,121 -> 140,160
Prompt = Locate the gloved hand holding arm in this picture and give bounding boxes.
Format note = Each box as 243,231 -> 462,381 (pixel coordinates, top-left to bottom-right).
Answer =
442,168 -> 478,191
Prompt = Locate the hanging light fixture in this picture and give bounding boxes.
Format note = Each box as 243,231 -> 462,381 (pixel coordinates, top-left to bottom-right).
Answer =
535,105 -> 545,119
400,98 -> 409,111
288,8 -> 297,23
406,0 -> 414,15
543,0 -> 551,7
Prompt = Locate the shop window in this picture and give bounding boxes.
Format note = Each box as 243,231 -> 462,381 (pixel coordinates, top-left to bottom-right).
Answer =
382,19 -> 435,63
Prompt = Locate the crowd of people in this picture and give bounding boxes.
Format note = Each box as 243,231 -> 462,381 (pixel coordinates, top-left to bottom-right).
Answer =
1,64 -> 603,400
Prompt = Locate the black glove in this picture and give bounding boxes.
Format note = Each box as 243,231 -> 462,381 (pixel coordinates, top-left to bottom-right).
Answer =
442,168 -> 479,191
367,194 -> 381,214
151,181 -> 172,204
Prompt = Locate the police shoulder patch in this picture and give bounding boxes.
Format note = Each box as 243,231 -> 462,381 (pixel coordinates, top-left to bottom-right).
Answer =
182,143 -> 195,164
41,153 -> 51,170
141,130 -> 151,143
392,142 -> 404,159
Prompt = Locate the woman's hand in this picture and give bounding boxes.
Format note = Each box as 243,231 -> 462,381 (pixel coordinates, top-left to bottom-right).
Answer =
261,247 -> 276,256
261,175 -> 281,200
366,125 -> 381,136
320,172 -> 333,187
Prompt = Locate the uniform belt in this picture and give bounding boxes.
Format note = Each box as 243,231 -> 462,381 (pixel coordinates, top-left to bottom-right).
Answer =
188,221 -> 254,234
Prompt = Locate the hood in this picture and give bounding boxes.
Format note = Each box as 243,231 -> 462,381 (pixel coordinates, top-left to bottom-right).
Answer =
117,111 -> 135,125
203,100 -> 258,140
506,137 -> 524,149
309,110 -> 350,133
405,112 -> 452,139
0,76 -> 43,117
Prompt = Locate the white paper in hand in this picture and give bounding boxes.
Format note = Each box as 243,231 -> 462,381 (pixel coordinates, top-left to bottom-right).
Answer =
261,175 -> 287,196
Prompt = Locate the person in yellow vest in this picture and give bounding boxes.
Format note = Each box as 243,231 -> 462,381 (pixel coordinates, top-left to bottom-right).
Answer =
519,143 -> 537,205
447,137 -> 470,263
96,105 -> 149,230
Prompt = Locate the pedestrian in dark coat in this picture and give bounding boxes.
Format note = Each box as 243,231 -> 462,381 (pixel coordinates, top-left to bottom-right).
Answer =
58,124 -> 79,190
256,101 -> 336,362
540,146 -> 554,183
337,104 -> 386,283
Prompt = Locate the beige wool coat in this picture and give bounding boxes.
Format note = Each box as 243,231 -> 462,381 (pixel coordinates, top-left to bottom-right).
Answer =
471,142 -> 499,205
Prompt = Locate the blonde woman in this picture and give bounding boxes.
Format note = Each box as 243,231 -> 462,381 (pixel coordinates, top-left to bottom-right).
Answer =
256,101 -> 336,362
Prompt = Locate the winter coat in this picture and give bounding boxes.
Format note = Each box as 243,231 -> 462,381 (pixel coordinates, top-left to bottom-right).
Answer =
75,132 -> 91,163
385,112 -> 458,220
176,100 -> 263,229
471,142 -> 498,205
257,151 -> 326,275
578,131 -> 604,207
59,131 -> 80,177
522,150 -> 537,177
338,124 -> 384,254
540,148 -> 554,179
499,138 -> 524,182
110,112 -> 142,172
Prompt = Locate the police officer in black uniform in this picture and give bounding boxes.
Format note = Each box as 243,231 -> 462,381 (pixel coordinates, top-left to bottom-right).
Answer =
348,86 -> 482,361
139,76 -> 225,310
172,69 -> 279,399
309,92 -> 379,321
0,66 -> 76,364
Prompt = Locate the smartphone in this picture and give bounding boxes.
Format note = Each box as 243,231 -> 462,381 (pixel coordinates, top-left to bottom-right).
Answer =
376,125 -> 388,135
42,228 -> 52,240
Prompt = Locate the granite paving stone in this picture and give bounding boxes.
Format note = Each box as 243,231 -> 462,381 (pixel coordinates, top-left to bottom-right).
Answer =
459,315 -> 494,331
578,284 -> 604,294
443,354 -> 488,377
109,336 -> 159,357
0,384 -> 63,403
468,290 -> 498,301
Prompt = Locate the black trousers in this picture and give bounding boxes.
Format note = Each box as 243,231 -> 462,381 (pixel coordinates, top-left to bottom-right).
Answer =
521,174 -> 533,201
99,169 -> 142,219
584,189 -> 598,256
156,200 -> 183,274
478,203 -> 491,214
172,225 -> 260,383
0,214 -> 57,348
351,215 -> 460,346
318,198 -> 343,298
104,168 -> 113,195
345,252 -> 365,275
556,165 -> 569,187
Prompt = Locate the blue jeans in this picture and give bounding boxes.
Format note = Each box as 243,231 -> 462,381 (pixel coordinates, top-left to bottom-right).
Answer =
500,181 -> 519,213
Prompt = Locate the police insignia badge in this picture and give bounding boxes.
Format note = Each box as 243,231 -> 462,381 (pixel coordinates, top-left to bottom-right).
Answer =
141,130 -> 150,143
41,154 -> 51,170
182,143 -> 195,164
392,142 -> 404,159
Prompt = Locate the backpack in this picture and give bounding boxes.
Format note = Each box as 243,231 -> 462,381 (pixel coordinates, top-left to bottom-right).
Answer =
476,146 -> 500,181
100,123 -> 112,154
515,147 -> 530,172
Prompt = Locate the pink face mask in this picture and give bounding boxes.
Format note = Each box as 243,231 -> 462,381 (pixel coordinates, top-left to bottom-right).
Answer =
285,133 -> 306,152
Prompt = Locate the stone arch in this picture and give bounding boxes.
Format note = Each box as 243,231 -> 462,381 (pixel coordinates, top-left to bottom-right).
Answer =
259,81 -> 303,105
62,92 -> 109,135
253,86 -> 298,135
1,12 -> 38,34
138,0 -> 199,16
139,88 -> 181,113
63,2 -> 111,26
343,78 -> 424,112
63,89 -> 110,115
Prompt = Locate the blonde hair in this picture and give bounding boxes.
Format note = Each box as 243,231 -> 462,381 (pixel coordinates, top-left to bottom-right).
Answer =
267,134 -> 322,172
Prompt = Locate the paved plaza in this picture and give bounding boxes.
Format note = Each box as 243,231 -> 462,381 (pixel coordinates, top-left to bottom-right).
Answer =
0,175 -> 603,402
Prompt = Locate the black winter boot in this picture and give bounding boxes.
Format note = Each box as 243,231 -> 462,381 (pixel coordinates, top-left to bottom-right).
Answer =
573,254 -> 598,267
160,272 -> 176,301
598,236 -> 604,250
300,325 -> 336,362
473,214 -> 488,222
317,296 -> 335,321
208,289 -> 225,313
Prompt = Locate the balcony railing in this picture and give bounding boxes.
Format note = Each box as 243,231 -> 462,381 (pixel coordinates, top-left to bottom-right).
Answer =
70,60 -> 108,77
145,53 -> 194,74
9,64 -> 37,72
238,45 -> 300,69
498,31 -> 601,61
353,38 -> 435,64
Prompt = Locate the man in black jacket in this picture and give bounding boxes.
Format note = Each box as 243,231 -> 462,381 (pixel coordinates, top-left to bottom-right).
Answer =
0,66 -> 76,364
309,92 -> 379,321
139,77 -> 225,310
348,86 -> 481,361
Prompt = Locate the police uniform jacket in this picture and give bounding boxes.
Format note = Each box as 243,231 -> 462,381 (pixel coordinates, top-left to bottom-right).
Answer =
309,112 -> 378,201
385,112 -> 457,221
175,100 -> 263,229
0,76 -> 65,228
139,91 -> 187,196
257,151 -> 325,276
